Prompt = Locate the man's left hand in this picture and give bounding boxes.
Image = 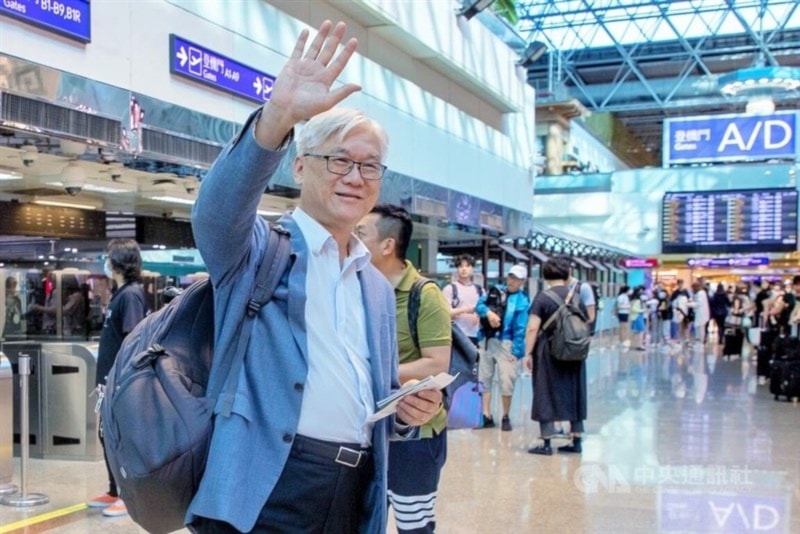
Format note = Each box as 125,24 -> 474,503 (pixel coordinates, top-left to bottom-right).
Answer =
396,388 -> 443,427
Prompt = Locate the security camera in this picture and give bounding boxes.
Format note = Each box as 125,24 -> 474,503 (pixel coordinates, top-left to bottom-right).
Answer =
64,184 -> 83,196
107,161 -> 124,181
21,145 -> 39,167
61,161 -> 86,196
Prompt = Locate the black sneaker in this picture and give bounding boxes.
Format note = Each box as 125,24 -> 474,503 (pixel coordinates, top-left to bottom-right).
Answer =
557,443 -> 582,454
480,415 -> 495,429
501,415 -> 512,431
528,444 -> 552,455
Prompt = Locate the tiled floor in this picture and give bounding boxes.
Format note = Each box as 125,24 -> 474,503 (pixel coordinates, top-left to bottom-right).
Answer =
1,337 -> 799,533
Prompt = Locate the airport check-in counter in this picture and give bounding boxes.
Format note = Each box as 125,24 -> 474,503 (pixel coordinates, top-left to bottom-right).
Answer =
0,341 -> 102,462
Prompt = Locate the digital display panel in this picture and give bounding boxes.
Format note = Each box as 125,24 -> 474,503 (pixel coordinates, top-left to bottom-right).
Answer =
136,216 -> 195,248
662,188 -> 798,254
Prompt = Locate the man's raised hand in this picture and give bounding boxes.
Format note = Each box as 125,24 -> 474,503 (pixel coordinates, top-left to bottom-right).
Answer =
256,20 -> 361,148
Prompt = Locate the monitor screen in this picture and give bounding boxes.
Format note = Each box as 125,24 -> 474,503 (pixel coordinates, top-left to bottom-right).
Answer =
661,188 -> 798,254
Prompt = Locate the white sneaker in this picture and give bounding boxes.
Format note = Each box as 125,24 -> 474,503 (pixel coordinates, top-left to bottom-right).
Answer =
102,499 -> 128,517
758,376 -> 767,386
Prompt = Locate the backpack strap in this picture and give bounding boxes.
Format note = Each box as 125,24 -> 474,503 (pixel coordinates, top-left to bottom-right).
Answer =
214,224 -> 293,417
408,278 -> 438,349
449,283 -> 459,308
540,283 -> 578,332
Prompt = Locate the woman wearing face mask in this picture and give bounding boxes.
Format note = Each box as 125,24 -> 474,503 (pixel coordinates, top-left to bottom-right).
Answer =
89,238 -> 148,518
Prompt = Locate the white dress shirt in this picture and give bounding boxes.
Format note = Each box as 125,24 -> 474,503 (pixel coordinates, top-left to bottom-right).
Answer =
292,207 -> 375,446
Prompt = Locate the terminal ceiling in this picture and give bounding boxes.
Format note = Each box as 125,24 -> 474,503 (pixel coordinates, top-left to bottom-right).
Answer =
513,0 -> 800,166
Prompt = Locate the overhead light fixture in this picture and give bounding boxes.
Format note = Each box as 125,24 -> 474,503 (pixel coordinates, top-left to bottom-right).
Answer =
33,199 -> 99,210
746,95 -> 776,114
719,66 -> 800,96
719,65 -> 800,114
518,41 -> 547,67
0,168 -> 23,181
46,180 -> 134,194
59,139 -> 87,158
457,0 -> 495,20
147,195 -> 196,206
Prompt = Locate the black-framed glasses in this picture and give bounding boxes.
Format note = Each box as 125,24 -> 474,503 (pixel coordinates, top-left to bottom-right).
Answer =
303,153 -> 387,181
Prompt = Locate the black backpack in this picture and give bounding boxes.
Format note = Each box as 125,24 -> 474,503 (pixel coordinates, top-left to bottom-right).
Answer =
408,278 -> 479,406
479,285 -> 507,339
447,281 -> 483,308
541,283 -> 591,362
101,226 -> 292,534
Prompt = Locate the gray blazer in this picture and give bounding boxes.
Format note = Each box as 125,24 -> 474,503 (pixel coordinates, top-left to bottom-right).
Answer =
187,111 -> 404,532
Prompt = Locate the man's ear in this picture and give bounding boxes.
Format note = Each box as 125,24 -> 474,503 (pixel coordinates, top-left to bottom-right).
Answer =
293,155 -> 304,185
381,237 -> 396,258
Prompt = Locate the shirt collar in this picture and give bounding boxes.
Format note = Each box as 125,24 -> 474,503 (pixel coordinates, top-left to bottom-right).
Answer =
292,207 -> 371,271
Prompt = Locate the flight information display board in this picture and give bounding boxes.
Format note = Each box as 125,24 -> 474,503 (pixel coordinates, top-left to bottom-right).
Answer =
662,188 -> 798,253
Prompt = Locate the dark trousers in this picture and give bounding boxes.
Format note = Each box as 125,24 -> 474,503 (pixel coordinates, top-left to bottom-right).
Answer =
97,415 -> 118,497
387,430 -> 447,534
713,315 -> 726,344
193,435 -> 373,533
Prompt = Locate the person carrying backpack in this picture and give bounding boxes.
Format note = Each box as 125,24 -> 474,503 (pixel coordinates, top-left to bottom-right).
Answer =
185,22 -> 443,534
357,204 -> 451,534
442,253 -> 484,346
523,255 -> 588,456
476,264 -> 531,431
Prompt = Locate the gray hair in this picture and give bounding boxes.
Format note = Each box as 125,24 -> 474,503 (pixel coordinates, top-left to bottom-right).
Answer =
295,108 -> 388,160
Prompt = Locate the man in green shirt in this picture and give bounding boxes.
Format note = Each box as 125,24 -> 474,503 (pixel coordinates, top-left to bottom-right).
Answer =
357,203 -> 451,533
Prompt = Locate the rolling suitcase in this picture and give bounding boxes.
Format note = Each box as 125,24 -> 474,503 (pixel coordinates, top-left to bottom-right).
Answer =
723,328 -> 743,357
770,359 -> 800,401
757,329 -> 778,378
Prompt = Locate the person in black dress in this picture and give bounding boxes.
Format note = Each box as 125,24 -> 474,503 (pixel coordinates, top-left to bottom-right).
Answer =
523,255 -> 588,456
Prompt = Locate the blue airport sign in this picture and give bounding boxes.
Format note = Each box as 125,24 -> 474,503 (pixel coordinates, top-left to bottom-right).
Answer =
664,111 -> 799,166
169,35 -> 275,105
659,491 -> 787,533
686,256 -> 770,268
0,0 -> 91,43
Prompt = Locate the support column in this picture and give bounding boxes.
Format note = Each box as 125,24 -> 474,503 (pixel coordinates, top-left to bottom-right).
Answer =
408,238 -> 438,275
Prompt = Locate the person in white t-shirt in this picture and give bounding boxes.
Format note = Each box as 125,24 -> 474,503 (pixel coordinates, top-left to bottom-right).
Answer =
442,253 -> 484,346
615,285 -> 632,347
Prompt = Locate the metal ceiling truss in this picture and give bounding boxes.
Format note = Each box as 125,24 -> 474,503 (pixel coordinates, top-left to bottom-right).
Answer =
517,0 -> 800,155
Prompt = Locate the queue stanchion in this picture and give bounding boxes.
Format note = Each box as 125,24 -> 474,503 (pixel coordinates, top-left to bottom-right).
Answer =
596,300 -> 607,352
0,355 -> 49,507
0,352 -> 17,495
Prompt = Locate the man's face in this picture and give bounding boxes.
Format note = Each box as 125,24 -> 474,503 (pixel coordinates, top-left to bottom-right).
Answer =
456,260 -> 473,280
506,275 -> 525,293
355,213 -> 386,266
295,124 -> 383,236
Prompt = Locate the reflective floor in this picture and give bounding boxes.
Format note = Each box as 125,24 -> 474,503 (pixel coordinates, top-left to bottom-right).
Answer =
1,335 -> 799,533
